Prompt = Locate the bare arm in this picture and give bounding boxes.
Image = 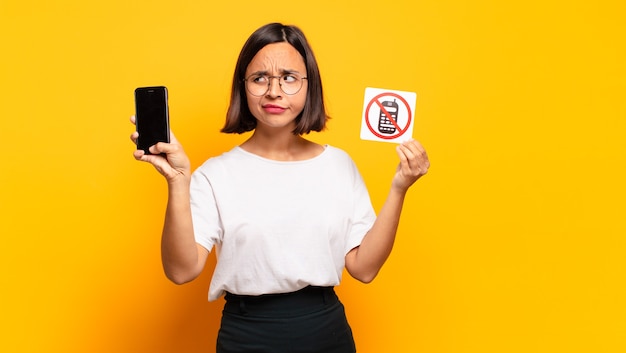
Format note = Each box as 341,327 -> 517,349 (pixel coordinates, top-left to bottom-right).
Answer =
345,139 -> 429,283
130,116 -> 209,284
160,174 -> 209,284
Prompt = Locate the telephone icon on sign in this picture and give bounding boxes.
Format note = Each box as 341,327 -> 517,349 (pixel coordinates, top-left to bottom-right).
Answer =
377,99 -> 399,134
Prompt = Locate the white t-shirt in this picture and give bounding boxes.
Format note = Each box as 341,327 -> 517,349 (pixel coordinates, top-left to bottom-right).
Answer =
190,145 -> 376,301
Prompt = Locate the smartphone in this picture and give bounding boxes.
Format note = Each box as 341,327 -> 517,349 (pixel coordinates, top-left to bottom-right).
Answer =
134,86 -> 170,154
377,99 -> 399,134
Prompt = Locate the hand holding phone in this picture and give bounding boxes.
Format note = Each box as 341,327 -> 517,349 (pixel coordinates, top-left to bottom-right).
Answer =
134,86 -> 170,154
132,86 -> 191,180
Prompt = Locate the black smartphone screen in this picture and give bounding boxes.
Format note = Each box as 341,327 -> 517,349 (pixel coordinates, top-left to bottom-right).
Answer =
135,86 -> 170,154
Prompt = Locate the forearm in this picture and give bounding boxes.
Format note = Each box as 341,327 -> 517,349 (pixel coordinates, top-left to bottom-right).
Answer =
347,139 -> 429,282
346,188 -> 406,283
161,177 -> 202,284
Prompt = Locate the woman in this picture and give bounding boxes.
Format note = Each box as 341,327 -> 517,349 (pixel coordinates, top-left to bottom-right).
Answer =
131,22 -> 429,353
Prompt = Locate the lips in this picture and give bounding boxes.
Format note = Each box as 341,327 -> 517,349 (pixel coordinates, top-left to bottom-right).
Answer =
262,104 -> 287,114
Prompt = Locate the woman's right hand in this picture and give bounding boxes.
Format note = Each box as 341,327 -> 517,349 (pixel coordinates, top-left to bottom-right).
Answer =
130,115 -> 191,183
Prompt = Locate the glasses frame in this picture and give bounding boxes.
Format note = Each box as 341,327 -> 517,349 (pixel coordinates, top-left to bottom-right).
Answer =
243,73 -> 308,97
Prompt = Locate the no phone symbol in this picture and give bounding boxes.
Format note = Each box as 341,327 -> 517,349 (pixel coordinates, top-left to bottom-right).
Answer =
361,89 -> 415,143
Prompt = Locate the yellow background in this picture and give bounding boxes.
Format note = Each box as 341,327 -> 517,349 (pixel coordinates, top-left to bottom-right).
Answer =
2,0 -> 625,352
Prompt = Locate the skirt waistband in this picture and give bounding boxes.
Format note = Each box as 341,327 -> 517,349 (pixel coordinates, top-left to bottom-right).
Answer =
223,286 -> 338,317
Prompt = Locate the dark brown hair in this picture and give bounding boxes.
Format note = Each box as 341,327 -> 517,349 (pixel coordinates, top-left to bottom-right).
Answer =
221,23 -> 329,135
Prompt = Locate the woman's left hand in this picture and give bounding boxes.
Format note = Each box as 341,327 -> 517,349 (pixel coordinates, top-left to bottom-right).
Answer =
392,139 -> 430,192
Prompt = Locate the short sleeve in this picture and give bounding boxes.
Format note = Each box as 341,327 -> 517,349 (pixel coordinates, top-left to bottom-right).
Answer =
190,168 -> 223,252
344,159 -> 376,254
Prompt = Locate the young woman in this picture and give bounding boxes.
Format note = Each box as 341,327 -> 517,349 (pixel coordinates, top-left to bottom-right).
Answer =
131,22 -> 429,353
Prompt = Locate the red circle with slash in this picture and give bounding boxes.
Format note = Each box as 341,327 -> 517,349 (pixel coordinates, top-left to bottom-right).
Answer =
364,92 -> 412,140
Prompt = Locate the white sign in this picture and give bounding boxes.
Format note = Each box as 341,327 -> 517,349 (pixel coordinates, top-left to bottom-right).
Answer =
360,87 -> 417,143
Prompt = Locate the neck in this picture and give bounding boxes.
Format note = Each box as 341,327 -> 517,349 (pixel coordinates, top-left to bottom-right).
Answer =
241,130 -> 322,161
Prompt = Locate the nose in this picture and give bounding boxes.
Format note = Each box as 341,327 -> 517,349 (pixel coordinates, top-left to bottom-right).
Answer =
266,76 -> 282,97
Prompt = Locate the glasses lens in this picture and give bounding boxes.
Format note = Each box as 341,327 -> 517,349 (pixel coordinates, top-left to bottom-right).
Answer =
245,75 -> 305,96
280,74 -> 303,95
246,75 -> 269,96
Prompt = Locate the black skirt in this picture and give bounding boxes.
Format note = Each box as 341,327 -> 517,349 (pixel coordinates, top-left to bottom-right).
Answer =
217,286 -> 356,353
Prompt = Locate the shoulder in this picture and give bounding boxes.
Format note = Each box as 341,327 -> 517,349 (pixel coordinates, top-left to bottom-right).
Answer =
319,145 -> 362,178
322,145 -> 354,162
192,147 -> 247,177
322,146 -> 360,172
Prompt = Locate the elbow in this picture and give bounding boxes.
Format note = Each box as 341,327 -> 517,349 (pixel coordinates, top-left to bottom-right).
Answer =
345,250 -> 381,284
168,275 -> 193,285
162,253 -> 205,285
164,269 -> 198,285
350,269 -> 379,284
357,273 -> 377,284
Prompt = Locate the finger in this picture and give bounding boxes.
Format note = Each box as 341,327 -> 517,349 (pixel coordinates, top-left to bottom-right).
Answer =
411,141 -> 430,169
149,144 -> 161,155
397,141 -> 429,175
402,139 -> 429,166
130,116 -> 139,144
401,139 -> 423,156
136,146 -> 169,164
398,142 -> 416,159
414,142 -> 428,163
395,145 -> 412,172
397,142 -> 417,169
130,131 -> 138,144
133,149 -> 145,160
149,141 -> 176,156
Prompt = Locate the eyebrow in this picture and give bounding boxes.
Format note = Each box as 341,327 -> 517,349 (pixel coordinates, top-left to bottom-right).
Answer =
248,69 -> 302,76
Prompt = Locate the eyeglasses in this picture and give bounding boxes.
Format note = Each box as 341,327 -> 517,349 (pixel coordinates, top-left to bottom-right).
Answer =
244,73 -> 308,96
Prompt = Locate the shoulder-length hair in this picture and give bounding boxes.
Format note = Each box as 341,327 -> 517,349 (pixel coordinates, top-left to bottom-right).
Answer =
221,23 -> 329,135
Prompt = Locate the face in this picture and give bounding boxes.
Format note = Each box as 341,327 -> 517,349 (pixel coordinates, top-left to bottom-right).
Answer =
244,42 -> 308,132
